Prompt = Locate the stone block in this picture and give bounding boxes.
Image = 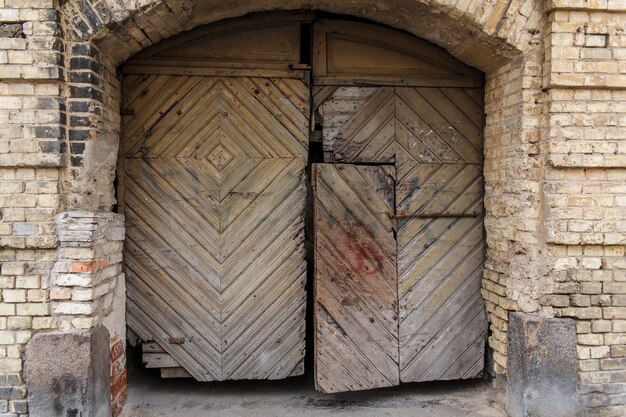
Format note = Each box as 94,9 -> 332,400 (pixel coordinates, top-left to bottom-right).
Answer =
507,313 -> 579,417
24,326 -> 111,417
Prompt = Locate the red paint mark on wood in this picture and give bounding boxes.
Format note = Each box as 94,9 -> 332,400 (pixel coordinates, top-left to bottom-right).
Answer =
344,235 -> 385,277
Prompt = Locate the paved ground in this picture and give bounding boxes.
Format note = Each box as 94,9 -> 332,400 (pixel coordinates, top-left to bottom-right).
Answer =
120,366 -> 506,417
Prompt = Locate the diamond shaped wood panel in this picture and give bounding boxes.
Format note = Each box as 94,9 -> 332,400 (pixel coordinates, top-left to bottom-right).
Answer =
121,75 -> 309,381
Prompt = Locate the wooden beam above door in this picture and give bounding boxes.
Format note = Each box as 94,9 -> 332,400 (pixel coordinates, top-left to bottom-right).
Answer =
122,12 -> 484,87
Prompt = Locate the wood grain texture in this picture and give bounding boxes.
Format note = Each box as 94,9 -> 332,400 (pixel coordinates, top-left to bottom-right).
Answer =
142,343 -> 192,378
313,164 -> 398,393
316,86 -> 487,385
312,20 -> 483,87
394,88 -> 487,383
320,87 -> 483,165
123,12 -> 313,75
121,75 -> 309,381
397,162 -> 487,383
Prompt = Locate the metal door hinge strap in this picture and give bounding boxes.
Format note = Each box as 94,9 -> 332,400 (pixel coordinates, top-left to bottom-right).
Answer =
395,212 -> 481,219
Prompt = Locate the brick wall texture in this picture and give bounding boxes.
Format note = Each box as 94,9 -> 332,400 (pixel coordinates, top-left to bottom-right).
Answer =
0,0 -> 623,416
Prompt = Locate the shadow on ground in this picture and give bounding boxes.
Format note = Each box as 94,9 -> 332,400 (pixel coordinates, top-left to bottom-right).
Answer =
120,362 -> 506,417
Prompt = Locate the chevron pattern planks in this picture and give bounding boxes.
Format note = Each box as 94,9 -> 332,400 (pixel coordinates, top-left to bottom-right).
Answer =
396,163 -> 487,382
320,86 -> 483,165
121,75 -> 309,381
118,17 -> 489,392
312,164 -> 399,393
316,86 -> 487,386
393,87 -> 487,382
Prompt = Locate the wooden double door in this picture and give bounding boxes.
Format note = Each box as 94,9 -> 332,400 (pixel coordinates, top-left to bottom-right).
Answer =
119,13 -> 486,393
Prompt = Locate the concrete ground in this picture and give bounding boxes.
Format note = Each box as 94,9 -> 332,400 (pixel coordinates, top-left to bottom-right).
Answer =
120,366 -> 506,417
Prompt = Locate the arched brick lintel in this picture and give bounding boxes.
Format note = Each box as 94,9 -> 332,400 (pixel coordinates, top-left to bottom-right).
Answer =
60,0 -> 542,73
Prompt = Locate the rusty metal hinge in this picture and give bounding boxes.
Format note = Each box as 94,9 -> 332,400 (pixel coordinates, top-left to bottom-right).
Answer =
395,212 -> 481,219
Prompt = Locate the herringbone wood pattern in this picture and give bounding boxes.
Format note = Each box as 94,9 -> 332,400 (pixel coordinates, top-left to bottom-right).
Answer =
397,163 -> 487,382
121,75 -> 309,381
321,87 -> 482,165
318,86 -> 487,384
313,164 -> 398,393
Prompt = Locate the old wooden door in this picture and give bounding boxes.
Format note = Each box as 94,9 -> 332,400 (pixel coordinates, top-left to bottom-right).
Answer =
309,19 -> 486,392
315,86 -> 487,388
312,164 -> 398,393
393,89 -> 486,382
121,75 -> 309,381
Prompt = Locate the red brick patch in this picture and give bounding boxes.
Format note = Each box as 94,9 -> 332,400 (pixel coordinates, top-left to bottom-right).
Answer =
70,260 -> 97,272
111,336 -> 127,417
112,386 -> 128,417
111,337 -> 124,362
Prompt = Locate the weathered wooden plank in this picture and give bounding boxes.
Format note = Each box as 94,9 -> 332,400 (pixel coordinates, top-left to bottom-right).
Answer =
123,74 -> 159,109
416,88 -> 483,152
399,222 -> 485,328
313,77 -> 483,88
332,88 -> 394,163
394,89 -> 482,163
440,88 -> 483,125
315,85 -> 486,388
222,78 -> 308,157
143,353 -> 180,368
314,164 -> 396,256
318,87 -> 377,156
123,12 -> 313,75
393,97 -> 485,386
312,86 -> 338,112
401,287 -> 486,381
123,74 -> 169,112
313,163 -> 399,394
134,78 -> 221,158
320,87 -> 483,164
123,64 -> 307,79
142,341 -> 164,353
125,248 -> 221,380
396,164 -> 483,217
247,78 -> 309,134
124,76 -> 200,148
161,367 -> 192,378
396,126 -> 486,384
277,78 -> 311,109
394,97 -> 465,164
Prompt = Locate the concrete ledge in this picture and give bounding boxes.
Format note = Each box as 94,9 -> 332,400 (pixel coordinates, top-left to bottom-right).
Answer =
506,313 -> 579,417
24,326 -> 112,417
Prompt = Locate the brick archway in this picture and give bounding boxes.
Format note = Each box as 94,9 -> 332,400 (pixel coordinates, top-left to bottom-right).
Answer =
62,0 -> 528,70
51,1 -> 549,415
